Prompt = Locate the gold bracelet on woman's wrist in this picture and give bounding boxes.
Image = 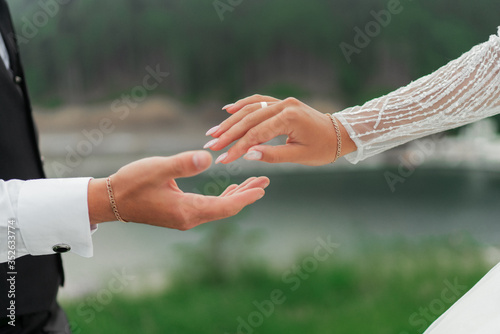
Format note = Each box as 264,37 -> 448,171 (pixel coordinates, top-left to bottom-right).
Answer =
327,113 -> 342,163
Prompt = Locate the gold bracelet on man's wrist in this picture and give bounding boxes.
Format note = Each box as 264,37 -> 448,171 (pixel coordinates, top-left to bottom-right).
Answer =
106,176 -> 128,223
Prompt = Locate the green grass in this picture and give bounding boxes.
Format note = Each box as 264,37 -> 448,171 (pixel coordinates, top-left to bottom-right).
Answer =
62,234 -> 491,334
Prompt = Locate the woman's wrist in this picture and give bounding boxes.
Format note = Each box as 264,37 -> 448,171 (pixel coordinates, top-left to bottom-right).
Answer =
337,118 -> 357,157
324,113 -> 357,159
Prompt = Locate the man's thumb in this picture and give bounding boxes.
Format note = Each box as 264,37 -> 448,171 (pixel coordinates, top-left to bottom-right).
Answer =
165,150 -> 212,179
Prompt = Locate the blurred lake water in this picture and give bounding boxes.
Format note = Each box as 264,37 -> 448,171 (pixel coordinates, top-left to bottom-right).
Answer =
56,165 -> 500,300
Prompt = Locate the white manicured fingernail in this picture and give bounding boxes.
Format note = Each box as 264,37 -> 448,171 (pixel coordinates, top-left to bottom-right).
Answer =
205,125 -> 220,136
203,138 -> 219,149
222,103 -> 234,110
244,151 -> 262,161
215,153 -> 228,164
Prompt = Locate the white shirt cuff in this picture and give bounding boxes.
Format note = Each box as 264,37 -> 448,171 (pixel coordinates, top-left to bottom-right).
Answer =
17,177 -> 95,257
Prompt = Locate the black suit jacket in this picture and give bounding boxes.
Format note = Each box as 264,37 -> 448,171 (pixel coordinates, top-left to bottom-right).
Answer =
0,0 -> 64,316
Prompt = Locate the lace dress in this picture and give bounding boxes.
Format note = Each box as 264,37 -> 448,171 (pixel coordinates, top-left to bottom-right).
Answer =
336,28 -> 500,165
336,28 -> 500,334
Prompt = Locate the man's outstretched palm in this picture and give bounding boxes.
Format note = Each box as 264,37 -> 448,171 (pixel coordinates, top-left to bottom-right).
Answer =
88,151 -> 269,229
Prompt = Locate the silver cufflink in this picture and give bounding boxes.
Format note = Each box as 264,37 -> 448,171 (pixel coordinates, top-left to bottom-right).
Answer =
52,244 -> 71,253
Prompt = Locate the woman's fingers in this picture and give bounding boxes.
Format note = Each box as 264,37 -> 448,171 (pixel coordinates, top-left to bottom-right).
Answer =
218,113 -> 290,164
209,102 -> 284,150
204,96 -> 356,167
209,99 -> 296,151
209,102 -> 277,139
225,94 -> 280,114
207,95 -> 344,166
243,144 -> 306,164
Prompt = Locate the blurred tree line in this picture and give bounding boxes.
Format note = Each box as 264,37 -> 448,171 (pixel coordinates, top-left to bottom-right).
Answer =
7,0 -> 500,109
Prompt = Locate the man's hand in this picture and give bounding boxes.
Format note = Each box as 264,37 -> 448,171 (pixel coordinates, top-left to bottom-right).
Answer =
88,151 -> 269,229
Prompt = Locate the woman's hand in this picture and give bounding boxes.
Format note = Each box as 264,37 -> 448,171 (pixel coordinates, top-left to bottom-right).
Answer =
204,95 -> 357,166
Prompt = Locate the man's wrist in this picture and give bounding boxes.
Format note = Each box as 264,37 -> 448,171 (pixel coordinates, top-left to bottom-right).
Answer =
88,178 -> 115,225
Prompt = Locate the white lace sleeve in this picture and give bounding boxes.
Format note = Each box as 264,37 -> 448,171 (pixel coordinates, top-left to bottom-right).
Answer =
335,27 -> 500,164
